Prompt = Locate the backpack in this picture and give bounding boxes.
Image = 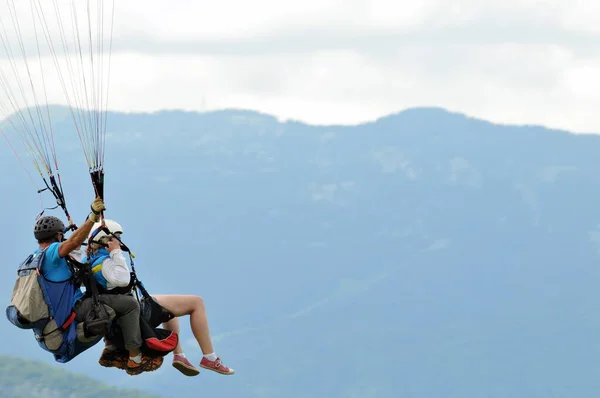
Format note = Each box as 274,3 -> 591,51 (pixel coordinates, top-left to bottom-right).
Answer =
5,249 -> 107,363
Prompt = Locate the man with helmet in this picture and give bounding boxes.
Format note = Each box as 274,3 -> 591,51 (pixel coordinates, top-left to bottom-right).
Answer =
86,219 -> 235,377
33,197 -> 107,304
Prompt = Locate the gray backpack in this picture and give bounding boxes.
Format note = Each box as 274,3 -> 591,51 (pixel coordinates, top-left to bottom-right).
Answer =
6,249 -> 80,357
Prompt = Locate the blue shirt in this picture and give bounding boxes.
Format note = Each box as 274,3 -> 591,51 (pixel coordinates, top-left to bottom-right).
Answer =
83,248 -> 110,290
37,242 -> 84,304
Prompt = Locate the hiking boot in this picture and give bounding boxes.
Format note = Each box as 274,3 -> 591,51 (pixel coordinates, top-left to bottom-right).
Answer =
126,354 -> 164,376
98,348 -> 128,370
199,357 -> 235,375
172,354 -> 200,377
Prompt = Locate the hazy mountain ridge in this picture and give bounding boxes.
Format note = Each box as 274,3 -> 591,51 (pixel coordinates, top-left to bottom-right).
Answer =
2,106 -> 600,397
0,355 -> 164,398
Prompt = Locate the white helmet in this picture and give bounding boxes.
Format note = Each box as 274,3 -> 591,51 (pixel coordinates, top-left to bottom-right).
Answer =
89,219 -> 123,243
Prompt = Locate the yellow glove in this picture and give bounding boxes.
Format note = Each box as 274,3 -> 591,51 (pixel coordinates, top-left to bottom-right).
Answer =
89,197 -> 105,223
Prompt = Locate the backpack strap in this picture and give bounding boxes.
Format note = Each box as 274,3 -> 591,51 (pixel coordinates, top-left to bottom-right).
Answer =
33,249 -> 47,274
36,310 -> 77,341
66,256 -> 101,302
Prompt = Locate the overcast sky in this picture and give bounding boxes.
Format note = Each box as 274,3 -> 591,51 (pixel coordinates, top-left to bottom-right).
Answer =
1,0 -> 600,133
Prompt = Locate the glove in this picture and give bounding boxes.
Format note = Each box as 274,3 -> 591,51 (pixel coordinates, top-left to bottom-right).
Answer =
89,198 -> 105,223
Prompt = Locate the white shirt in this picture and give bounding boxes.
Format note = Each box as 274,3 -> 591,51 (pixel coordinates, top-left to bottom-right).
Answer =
69,247 -> 85,263
99,249 -> 131,289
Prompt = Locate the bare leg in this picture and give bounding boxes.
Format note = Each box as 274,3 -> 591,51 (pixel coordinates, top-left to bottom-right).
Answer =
162,317 -> 183,355
152,295 -> 214,354
160,312 -> 200,377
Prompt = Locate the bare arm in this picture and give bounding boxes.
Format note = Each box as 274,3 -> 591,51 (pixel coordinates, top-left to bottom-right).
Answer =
58,197 -> 105,258
58,217 -> 96,258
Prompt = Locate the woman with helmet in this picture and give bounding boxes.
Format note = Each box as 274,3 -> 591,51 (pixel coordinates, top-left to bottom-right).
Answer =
86,219 -> 235,377
85,219 -> 132,293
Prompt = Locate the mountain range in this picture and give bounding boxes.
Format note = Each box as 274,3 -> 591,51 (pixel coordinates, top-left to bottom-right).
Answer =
1,106 -> 600,397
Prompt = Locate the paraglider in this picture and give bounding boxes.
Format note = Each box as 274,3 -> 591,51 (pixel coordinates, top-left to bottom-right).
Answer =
1,1 -> 235,377
0,0 -> 177,371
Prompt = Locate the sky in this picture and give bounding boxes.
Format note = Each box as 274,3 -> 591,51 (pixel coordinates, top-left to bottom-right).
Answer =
1,0 -> 600,133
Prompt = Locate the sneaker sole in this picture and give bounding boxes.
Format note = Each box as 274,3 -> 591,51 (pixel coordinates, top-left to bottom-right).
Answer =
199,364 -> 235,375
172,361 -> 200,377
99,362 -> 126,369
99,360 -> 114,368
126,365 -> 161,376
126,358 -> 164,376
99,359 -> 127,370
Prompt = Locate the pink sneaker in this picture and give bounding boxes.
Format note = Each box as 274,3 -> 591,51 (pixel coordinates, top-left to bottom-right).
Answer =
172,354 -> 200,376
199,356 -> 235,375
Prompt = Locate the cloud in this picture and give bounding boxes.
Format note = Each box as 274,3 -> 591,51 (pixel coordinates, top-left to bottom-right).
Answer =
2,0 -> 600,133
372,147 -> 417,178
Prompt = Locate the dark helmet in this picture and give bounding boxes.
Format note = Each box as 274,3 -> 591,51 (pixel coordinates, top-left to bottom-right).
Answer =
34,216 -> 65,241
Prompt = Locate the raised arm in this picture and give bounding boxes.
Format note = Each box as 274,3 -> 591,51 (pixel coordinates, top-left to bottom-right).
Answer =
58,197 -> 105,258
101,238 -> 132,287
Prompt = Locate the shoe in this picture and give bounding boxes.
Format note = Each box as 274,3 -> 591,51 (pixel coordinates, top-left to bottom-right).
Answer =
98,348 -> 128,370
199,357 -> 234,375
172,354 -> 200,376
126,355 -> 164,376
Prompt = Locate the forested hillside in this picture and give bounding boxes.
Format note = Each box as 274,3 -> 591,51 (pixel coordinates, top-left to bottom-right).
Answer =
0,355 -> 164,398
